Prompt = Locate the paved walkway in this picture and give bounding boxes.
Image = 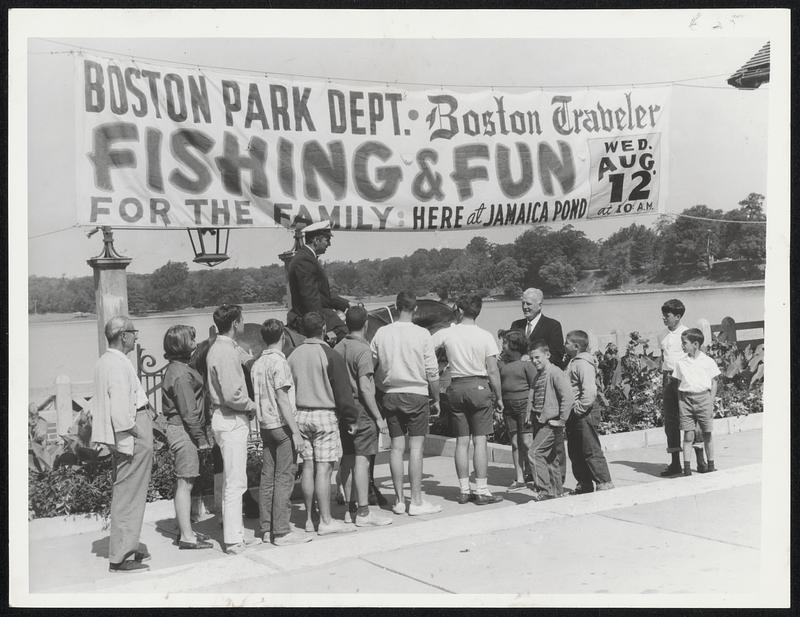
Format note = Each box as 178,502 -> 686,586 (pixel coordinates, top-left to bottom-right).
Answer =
26,429 -> 764,603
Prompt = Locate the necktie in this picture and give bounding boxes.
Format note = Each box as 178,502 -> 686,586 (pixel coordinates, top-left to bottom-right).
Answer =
526,322 -> 532,338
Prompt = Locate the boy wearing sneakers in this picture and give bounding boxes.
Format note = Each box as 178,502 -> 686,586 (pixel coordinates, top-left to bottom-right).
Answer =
527,341 -> 573,501
335,306 -> 393,527
564,330 -> 613,493
672,328 -> 721,476
659,299 -> 706,476
251,319 -> 312,547
432,294 -> 505,506
498,330 -> 537,492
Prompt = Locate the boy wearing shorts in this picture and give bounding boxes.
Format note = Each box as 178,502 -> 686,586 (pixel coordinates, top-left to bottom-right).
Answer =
659,299 -> 706,476
527,341 -> 574,501
432,294 -> 504,506
564,330 -> 613,493
370,292 -> 442,516
498,330 -> 537,492
672,328 -> 721,476
251,319 -> 312,546
335,306 -> 392,526
288,312 -> 359,535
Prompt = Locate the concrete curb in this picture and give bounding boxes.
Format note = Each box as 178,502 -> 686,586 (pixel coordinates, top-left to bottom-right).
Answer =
423,413 -> 763,463
50,463 -> 762,595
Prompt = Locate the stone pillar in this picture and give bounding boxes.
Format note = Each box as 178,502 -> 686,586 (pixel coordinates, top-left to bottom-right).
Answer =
87,227 -> 132,355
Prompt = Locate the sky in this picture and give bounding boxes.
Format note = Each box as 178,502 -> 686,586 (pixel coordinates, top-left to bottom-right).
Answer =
23,15 -> 772,278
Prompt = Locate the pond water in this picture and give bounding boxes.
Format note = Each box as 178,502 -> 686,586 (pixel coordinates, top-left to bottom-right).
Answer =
28,284 -> 764,390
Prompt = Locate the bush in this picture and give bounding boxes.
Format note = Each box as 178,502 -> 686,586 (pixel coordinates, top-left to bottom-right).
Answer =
28,427 -> 265,519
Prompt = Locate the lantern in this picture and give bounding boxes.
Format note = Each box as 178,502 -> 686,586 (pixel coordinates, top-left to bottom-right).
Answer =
187,228 -> 230,267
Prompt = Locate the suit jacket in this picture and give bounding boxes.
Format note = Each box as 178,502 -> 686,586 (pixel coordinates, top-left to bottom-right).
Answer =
91,349 -> 147,455
287,245 -> 349,316
510,314 -> 567,369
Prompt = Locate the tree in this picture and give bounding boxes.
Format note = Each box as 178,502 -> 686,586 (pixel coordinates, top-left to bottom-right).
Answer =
538,258 -> 577,294
720,193 -> 766,261
149,261 -> 190,311
494,257 -> 525,297
658,205 -> 723,271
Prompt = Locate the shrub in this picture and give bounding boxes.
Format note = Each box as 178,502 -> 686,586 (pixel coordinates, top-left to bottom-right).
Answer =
28,426 -> 266,519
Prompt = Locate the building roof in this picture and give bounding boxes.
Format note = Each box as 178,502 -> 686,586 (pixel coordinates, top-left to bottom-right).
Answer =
727,42 -> 770,90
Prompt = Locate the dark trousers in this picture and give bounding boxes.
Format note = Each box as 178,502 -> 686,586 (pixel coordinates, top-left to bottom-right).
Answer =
259,426 -> 297,537
528,423 -> 565,497
566,409 -> 611,488
109,410 -> 154,564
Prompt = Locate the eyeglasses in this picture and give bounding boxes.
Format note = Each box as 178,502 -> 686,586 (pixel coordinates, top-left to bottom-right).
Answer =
122,329 -> 139,335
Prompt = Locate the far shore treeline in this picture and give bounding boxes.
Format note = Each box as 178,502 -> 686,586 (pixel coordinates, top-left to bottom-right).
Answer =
29,195 -> 766,316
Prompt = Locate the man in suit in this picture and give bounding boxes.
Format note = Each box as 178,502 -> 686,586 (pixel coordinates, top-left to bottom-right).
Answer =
509,288 -> 567,369
287,220 -> 350,343
91,316 -> 154,573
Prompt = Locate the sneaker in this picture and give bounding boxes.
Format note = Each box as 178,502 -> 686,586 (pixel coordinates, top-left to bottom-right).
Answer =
273,531 -> 313,546
355,510 -> 394,527
507,481 -> 527,492
392,501 -> 406,515
595,481 -> 615,491
408,500 -> 443,516
109,560 -> 149,573
317,519 -> 357,536
305,519 -> 316,533
473,492 -> 503,506
344,510 -> 356,524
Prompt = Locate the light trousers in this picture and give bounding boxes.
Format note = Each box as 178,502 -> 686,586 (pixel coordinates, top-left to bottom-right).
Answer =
109,409 -> 154,564
212,410 -> 250,545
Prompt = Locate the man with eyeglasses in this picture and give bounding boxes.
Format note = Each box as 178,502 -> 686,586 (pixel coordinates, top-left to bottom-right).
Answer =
91,316 -> 155,573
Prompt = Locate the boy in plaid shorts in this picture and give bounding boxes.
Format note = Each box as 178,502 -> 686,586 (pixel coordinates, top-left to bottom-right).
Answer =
288,312 -> 359,536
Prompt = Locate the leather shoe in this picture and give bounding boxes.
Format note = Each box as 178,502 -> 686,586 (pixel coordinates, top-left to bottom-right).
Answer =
660,464 -> 683,477
109,560 -> 149,573
456,492 -> 474,505
473,493 -> 503,506
178,539 -> 213,550
134,551 -> 151,562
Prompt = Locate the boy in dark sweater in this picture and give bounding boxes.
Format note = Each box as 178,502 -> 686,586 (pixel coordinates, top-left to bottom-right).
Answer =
498,330 -> 538,491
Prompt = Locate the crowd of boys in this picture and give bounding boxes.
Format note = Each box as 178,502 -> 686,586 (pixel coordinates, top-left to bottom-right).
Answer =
92,290 -> 721,571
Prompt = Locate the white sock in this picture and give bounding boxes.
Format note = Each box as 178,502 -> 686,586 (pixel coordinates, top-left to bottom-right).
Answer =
475,478 -> 490,495
459,478 -> 470,493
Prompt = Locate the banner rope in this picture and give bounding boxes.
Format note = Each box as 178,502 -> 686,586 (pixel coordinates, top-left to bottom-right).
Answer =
660,213 -> 767,225
36,38 -> 746,91
28,225 -> 80,240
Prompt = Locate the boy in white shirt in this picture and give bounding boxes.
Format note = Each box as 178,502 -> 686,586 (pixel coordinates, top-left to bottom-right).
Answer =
432,294 -> 504,506
672,328 -> 721,476
659,299 -> 705,476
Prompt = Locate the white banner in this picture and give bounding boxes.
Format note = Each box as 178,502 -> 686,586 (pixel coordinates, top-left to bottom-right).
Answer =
75,54 -> 670,231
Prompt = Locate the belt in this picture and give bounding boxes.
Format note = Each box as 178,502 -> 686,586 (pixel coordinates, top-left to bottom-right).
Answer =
450,375 -> 488,382
297,407 -> 336,412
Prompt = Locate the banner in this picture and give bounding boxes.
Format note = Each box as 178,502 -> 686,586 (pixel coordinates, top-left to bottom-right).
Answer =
75,54 -> 670,231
